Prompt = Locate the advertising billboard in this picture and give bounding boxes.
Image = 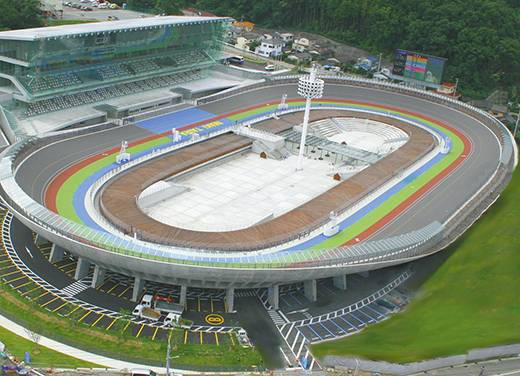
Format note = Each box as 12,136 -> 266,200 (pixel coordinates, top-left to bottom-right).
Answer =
392,50 -> 447,86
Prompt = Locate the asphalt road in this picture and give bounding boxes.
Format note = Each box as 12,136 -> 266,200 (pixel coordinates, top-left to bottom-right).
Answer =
16,83 -> 501,241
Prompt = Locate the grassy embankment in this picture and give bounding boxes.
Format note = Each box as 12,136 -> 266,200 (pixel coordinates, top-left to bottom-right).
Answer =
0,276 -> 262,368
312,169 -> 520,363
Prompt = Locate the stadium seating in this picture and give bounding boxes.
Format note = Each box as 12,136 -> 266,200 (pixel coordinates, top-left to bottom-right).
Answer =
25,69 -> 206,117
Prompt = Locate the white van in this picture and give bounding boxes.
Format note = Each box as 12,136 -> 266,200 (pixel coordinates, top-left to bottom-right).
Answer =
131,369 -> 158,376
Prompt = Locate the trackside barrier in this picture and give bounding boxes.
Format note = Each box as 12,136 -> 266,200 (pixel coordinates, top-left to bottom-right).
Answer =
0,77 -> 515,269
322,343 -> 520,375
90,105 -> 441,249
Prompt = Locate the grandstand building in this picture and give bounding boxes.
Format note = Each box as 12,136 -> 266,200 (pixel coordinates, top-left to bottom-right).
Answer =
0,16 -> 233,138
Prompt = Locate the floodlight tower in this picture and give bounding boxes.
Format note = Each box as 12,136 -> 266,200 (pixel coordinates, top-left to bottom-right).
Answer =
296,65 -> 324,170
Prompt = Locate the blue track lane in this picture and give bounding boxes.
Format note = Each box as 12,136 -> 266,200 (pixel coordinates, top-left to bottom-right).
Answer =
68,104 -> 452,264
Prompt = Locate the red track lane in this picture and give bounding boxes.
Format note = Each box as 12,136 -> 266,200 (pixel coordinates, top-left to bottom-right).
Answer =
44,99 -> 472,253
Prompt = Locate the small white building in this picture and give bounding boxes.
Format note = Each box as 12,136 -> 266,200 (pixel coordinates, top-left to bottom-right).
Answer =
293,37 -> 313,52
235,32 -> 261,50
277,32 -> 294,44
255,39 -> 286,58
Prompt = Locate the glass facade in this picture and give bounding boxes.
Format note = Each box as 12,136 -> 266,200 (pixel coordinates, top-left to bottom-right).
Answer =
0,18 -> 230,101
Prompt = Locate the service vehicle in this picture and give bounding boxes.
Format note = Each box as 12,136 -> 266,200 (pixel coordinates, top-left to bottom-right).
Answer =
132,305 -> 161,321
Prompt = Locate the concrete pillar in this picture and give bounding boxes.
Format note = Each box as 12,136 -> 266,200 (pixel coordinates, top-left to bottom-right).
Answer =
333,275 -> 347,290
74,257 -> 90,280
358,271 -> 369,278
179,285 -> 187,306
34,234 -> 48,244
132,277 -> 145,302
49,244 -> 65,263
304,279 -> 317,302
268,285 -> 280,310
91,265 -> 106,289
225,288 -> 235,313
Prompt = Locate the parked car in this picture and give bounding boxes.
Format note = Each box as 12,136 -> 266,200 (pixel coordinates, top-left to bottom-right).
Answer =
107,15 -> 119,20
98,3 -> 108,8
265,64 -> 275,71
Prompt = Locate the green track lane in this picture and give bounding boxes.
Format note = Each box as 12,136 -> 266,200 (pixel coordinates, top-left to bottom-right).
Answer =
56,136 -> 171,222
52,102 -> 466,266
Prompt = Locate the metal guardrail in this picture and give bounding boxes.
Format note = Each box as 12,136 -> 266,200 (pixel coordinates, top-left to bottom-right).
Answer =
0,76 -> 515,270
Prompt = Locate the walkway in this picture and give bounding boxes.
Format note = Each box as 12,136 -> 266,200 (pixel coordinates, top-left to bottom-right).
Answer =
0,314 -> 169,373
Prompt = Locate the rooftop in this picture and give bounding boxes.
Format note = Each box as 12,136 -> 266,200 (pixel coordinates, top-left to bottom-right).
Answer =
0,16 -> 230,41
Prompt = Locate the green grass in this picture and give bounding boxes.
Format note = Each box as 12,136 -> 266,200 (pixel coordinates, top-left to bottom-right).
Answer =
312,168 -> 520,363
47,19 -> 98,26
0,285 -> 263,368
0,325 -> 101,368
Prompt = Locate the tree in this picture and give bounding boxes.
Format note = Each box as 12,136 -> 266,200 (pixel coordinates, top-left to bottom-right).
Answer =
24,328 -> 42,354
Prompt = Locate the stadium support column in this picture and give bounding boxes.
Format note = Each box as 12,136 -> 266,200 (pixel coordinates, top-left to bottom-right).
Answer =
132,277 -> 145,302
226,288 -> 235,313
35,234 -> 48,244
296,65 -> 324,171
91,265 -> 106,289
180,285 -> 188,306
304,279 -> 318,302
268,285 -> 280,310
333,275 -> 347,290
74,258 -> 90,280
49,244 -> 65,263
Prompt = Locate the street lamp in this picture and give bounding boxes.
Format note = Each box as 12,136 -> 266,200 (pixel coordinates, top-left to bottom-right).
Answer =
296,64 -> 324,171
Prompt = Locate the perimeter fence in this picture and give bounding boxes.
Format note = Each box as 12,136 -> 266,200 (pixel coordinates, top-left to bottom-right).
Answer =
0,75 -> 516,270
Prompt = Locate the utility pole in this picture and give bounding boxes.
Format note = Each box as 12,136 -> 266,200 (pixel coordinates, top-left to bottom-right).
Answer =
514,112 -> 520,137
453,78 -> 459,97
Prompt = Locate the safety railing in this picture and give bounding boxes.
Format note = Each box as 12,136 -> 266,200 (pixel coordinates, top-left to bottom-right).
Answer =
0,76 -> 515,269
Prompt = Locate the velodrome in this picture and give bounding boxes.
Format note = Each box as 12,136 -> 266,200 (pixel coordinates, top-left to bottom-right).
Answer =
0,16 -> 515,327
5,78 -> 513,304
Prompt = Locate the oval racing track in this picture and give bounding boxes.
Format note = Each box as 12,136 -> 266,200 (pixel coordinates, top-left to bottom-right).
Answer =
10,82 -> 504,287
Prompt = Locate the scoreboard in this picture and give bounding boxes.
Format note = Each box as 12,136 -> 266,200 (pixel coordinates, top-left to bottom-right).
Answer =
392,50 -> 447,86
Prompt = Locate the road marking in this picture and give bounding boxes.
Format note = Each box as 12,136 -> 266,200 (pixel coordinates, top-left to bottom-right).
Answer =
25,247 -> 33,258
205,314 -> 224,325
91,314 -> 104,327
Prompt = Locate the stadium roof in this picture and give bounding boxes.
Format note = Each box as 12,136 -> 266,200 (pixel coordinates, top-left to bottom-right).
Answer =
0,16 -> 231,41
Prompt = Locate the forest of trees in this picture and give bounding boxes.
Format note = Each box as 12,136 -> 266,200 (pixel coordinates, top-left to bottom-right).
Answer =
5,0 -> 520,98
0,0 -> 43,31
140,0 -> 520,98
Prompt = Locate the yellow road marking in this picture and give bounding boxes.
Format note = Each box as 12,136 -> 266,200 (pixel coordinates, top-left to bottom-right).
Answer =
184,330 -> 187,344
41,296 -> 59,308
106,318 -> 117,330
106,281 -> 121,294
215,332 -> 219,346
53,301 -> 69,313
5,275 -> 26,284
36,291 -> 49,299
200,331 -> 203,345
152,327 -> 159,340
118,285 -> 132,297
95,279 -> 110,290
65,306 -> 80,317
78,310 -> 90,323
136,324 -> 145,338
230,332 -> 235,346
91,314 -> 104,327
